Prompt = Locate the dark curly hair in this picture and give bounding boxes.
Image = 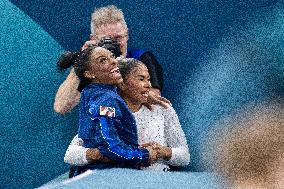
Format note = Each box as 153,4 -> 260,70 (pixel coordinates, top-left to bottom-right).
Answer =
57,37 -> 122,91
118,58 -> 144,80
57,46 -> 98,91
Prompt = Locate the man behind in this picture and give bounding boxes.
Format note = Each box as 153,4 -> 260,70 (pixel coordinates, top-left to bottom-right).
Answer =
54,5 -> 164,114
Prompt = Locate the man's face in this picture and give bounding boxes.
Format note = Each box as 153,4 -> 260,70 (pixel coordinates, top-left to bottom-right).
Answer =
94,22 -> 128,57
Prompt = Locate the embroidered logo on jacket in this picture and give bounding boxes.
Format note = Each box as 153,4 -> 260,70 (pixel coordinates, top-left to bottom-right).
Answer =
99,106 -> 116,117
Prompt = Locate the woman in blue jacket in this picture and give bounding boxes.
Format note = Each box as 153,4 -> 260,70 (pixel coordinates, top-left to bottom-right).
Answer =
57,46 -> 158,176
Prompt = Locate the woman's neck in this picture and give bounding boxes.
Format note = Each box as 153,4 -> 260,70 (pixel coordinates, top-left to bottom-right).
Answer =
122,95 -> 142,112
90,81 -> 116,87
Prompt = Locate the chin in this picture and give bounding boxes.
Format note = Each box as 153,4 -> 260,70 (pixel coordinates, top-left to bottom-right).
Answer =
112,78 -> 123,85
139,97 -> 148,104
118,78 -> 123,83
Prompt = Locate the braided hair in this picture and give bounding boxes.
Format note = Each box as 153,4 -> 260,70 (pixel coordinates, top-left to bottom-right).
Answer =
57,46 -> 98,91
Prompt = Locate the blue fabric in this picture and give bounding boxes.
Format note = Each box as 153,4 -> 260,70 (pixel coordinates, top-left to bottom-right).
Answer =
76,83 -> 149,174
126,48 -> 146,60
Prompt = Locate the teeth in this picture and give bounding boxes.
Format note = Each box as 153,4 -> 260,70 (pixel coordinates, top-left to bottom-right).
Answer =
111,68 -> 119,73
142,92 -> 149,97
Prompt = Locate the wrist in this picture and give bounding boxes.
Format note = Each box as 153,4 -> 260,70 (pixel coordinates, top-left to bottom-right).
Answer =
86,148 -> 102,162
68,69 -> 80,81
164,147 -> 172,161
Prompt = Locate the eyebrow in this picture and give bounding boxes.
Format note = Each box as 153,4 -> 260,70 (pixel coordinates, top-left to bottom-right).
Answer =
136,75 -> 150,79
94,55 -> 109,60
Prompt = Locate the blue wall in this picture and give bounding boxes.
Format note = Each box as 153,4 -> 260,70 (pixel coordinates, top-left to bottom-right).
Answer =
1,0 -> 283,188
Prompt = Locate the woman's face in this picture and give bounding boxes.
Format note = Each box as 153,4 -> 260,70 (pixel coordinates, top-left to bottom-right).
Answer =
120,64 -> 151,104
86,47 -> 123,85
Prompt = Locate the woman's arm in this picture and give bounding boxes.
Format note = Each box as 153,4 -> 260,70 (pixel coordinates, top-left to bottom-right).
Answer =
81,116 -> 157,166
64,135 -> 113,166
54,68 -> 81,114
64,135 -> 89,166
163,106 -> 190,166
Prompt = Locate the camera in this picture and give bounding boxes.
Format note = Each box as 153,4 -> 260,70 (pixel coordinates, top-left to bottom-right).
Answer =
97,37 -> 122,58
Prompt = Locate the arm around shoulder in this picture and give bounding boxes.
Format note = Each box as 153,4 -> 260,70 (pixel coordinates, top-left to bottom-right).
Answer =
54,68 -> 81,114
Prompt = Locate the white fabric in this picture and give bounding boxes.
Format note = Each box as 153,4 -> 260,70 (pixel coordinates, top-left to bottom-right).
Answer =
64,105 -> 190,170
64,135 -> 89,166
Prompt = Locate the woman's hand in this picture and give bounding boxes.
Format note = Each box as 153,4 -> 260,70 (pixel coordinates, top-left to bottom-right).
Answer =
86,148 -> 112,163
146,147 -> 159,164
141,142 -> 172,161
140,142 -> 158,164
155,146 -> 172,161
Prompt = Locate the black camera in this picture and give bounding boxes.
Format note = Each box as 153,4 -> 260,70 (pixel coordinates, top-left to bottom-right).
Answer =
97,37 -> 122,58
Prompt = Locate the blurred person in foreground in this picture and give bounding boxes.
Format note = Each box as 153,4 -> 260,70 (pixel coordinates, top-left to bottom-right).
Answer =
201,99 -> 284,189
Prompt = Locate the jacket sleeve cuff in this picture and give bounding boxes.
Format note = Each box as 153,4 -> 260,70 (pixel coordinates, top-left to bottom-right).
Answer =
166,147 -> 190,166
140,148 -> 150,163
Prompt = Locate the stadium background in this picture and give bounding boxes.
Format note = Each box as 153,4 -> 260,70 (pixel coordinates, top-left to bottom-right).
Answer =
1,0 -> 283,188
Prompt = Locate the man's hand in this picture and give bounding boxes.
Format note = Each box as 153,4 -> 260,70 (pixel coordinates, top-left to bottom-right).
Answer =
145,89 -> 172,110
81,40 -> 99,51
150,88 -> 161,96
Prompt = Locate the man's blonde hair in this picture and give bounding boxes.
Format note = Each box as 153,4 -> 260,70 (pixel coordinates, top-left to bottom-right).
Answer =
90,5 -> 128,35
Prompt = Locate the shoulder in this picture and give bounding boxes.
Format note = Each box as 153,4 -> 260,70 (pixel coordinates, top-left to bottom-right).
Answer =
151,105 -> 177,116
88,91 -> 123,119
127,48 -> 159,65
87,89 -> 116,105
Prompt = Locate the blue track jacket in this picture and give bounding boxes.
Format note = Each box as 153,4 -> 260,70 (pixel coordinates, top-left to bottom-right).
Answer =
76,83 -> 149,174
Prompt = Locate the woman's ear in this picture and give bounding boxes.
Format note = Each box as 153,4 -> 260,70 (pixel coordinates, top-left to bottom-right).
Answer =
84,71 -> 95,80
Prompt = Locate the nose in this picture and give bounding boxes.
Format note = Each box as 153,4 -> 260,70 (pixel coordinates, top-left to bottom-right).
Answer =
112,57 -> 118,66
118,34 -> 128,43
145,80 -> 151,89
